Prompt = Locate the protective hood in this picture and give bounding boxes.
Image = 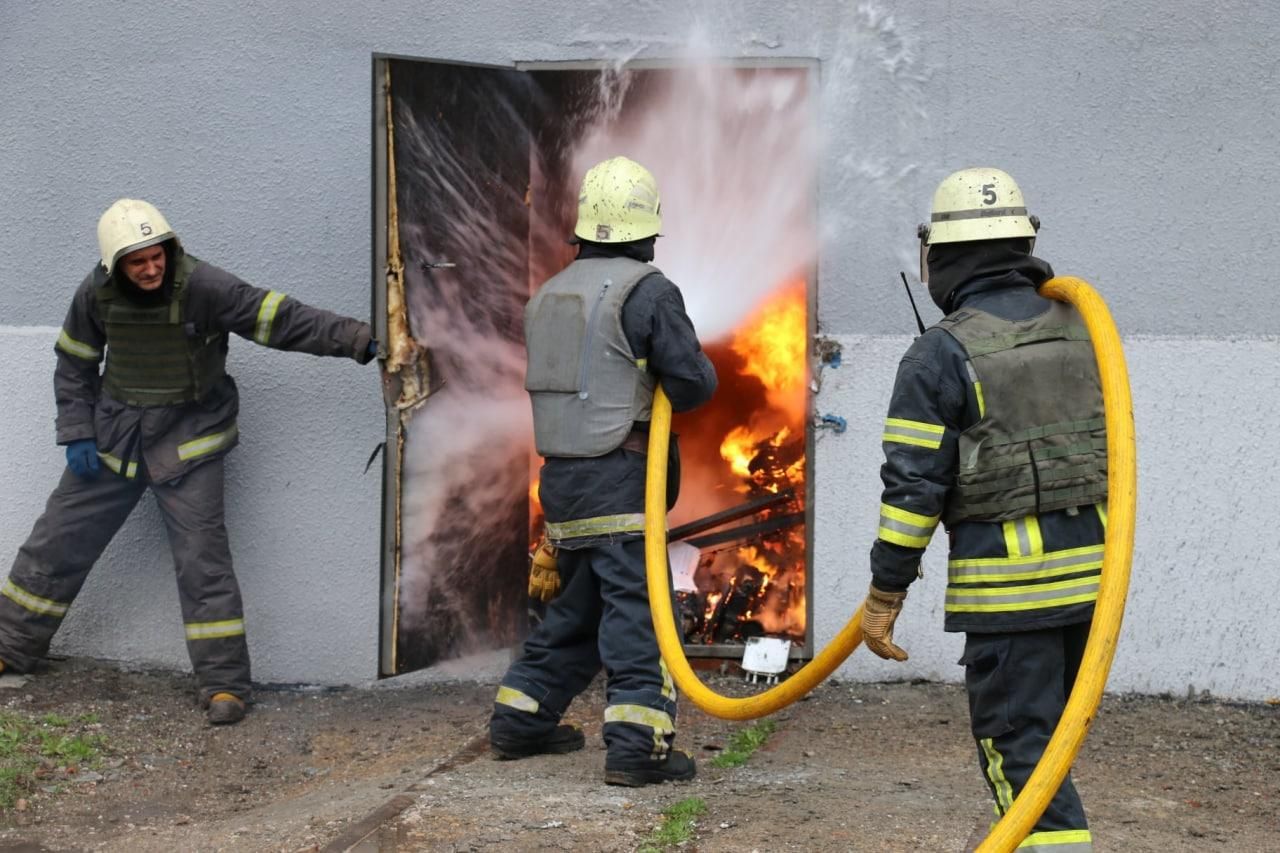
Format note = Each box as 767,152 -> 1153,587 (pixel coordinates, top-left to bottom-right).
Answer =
926,238 -> 1053,313
575,236 -> 657,264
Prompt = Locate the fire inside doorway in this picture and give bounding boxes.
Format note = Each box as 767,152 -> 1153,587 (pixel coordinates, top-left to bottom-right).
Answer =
373,55 -> 818,676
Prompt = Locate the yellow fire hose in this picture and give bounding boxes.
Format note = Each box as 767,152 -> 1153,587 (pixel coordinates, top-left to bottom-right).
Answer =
643,275 -> 1135,850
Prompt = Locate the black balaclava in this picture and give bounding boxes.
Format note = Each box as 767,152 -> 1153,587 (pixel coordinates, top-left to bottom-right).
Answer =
574,235 -> 657,264
112,238 -> 179,306
926,237 -> 1053,314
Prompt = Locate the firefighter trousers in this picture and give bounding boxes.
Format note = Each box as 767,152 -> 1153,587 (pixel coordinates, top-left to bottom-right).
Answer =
0,459 -> 250,701
490,538 -> 677,763
961,622 -> 1093,852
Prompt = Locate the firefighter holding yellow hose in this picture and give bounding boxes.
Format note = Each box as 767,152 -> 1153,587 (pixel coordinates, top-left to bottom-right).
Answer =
860,169 -> 1106,851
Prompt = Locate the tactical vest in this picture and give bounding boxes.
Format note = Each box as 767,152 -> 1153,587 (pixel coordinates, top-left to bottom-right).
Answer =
524,257 -> 659,458
99,254 -> 228,406
936,301 -> 1108,524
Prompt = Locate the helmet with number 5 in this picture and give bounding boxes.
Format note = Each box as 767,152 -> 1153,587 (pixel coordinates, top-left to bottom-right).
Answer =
916,168 -> 1039,282
97,199 -> 176,273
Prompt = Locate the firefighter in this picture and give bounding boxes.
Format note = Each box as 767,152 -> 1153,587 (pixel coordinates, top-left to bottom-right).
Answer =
490,156 -> 717,786
859,169 -> 1106,851
0,199 -> 378,725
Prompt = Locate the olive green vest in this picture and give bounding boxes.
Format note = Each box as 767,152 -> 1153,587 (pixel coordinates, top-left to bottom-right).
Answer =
99,254 -> 227,406
524,257 -> 658,458
936,301 -> 1108,524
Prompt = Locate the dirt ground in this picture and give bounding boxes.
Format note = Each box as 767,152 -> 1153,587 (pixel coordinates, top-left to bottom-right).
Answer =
0,657 -> 1276,853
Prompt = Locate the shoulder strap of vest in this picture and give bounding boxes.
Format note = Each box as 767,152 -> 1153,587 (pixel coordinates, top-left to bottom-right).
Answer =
932,302 -> 1088,357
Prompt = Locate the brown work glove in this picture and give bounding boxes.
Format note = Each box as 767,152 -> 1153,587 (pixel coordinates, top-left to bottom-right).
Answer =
527,540 -> 560,603
862,584 -> 909,662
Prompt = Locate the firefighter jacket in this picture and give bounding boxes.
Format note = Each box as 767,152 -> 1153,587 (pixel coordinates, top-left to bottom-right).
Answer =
869,268 -> 1108,633
53,250 -> 374,483
535,242 -> 717,549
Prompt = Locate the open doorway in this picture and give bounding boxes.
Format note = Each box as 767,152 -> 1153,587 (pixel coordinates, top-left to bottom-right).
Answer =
373,55 -> 818,676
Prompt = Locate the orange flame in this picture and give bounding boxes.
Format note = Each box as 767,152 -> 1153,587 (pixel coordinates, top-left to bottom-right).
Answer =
730,281 -> 807,412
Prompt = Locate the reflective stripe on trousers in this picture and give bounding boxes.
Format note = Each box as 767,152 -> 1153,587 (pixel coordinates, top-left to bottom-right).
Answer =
1015,829 -> 1093,851
185,618 -> 246,640
605,703 -> 676,759
1,579 -> 70,618
495,686 -> 540,714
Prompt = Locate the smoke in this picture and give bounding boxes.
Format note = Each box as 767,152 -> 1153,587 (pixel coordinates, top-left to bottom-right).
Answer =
571,62 -> 819,342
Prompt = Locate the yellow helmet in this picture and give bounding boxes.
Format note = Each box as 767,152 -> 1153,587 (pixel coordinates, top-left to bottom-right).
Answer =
97,199 -> 175,273
573,156 -> 661,243
917,167 -> 1039,281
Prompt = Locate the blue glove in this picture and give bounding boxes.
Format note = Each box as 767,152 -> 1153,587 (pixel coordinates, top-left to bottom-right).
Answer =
65,439 -> 100,480
367,340 -> 380,359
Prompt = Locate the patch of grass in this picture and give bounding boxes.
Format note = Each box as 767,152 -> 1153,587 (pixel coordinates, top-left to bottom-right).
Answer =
709,719 -> 777,768
639,797 -> 707,852
0,711 -> 109,809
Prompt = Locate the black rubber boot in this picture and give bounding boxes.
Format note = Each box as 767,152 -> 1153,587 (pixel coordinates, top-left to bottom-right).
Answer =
490,724 -> 585,760
604,750 -> 697,787
206,692 -> 247,725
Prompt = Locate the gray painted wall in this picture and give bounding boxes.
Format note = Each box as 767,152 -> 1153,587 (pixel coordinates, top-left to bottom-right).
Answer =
2,2 -> 1275,696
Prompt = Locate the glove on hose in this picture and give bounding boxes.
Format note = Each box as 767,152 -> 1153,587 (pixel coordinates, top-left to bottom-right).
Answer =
862,584 -> 909,661
527,540 -> 560,603
65,439 -> 100,480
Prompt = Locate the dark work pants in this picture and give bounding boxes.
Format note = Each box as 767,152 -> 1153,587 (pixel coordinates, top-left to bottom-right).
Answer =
490,538 -> 677,763
961,622 -> 1092,850
0,460 -> 250,701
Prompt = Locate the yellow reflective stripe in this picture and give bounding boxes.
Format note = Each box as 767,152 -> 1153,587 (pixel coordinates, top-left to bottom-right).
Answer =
1,579 -> 70,618
659,659 -> 675,701
1016,829 -> 1093,850
948,545 -> 1104,584
603,704 -> 675,733
883,417 -> 945,450
545,513 -> 645,540
981,738 -> 1014,814
878,503 -> 940,548
1096,502 -> 1108,530
177,425 -> 239,461
1002,521 -> 1022,557
635,357 -> 648,370
56,329 -> 102,361
96,452 -> 139,479
254,291 -> 286,345
1025,516 -> 1044,556
1002,517 -> 1044,558
964,361 -> 987,418
946,576 -> 1099,613
495,686 -> 540,714
184,618 -> 245,640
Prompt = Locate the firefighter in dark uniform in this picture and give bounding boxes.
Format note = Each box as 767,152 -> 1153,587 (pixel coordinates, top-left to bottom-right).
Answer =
859,169 -> 1106,851
489,157 -> 717,786
0,199 -> 377,725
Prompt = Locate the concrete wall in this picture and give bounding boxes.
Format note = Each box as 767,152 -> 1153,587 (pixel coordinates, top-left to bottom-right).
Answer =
2,1 -> 1276,697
